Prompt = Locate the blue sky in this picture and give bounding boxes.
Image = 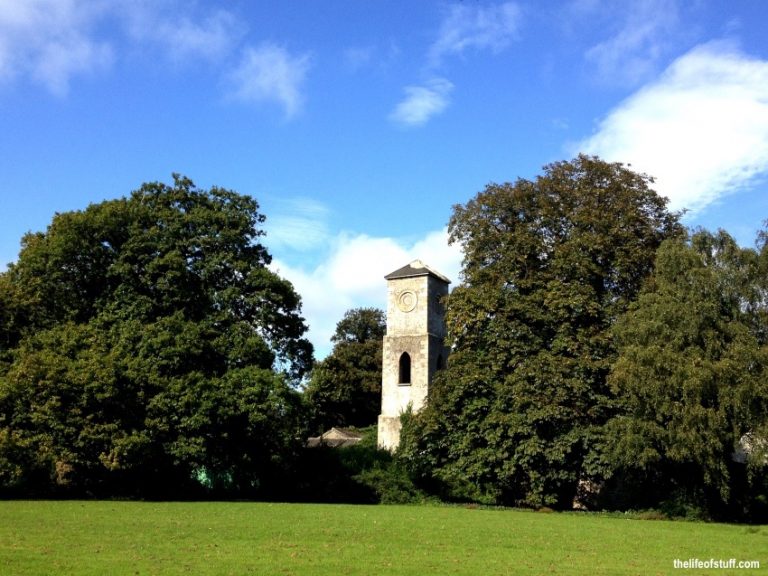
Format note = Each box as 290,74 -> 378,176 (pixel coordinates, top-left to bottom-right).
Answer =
2,1 -> 768,358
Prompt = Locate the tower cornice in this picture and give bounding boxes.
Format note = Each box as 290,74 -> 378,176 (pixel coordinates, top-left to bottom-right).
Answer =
384,259 -> 451,284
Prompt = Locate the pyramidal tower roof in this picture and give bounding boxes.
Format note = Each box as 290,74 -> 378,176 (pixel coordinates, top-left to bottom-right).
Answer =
384,259 -> 451,284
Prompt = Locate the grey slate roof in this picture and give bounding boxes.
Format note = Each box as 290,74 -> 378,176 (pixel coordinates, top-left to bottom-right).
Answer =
384,259 -> 451,283
306,427 -> 364,448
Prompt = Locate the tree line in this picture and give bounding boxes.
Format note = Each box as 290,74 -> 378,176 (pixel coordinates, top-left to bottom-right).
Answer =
400,155 -> 768,521
1,158 -> 766,520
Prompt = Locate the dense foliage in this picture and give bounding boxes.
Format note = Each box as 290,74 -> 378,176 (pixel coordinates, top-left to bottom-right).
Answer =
304,308 -> 385,432
0,176 -> 312,497
2,161 -> 766,520
294,426 -> 427,504
401,155 -> 684,508
602,230 -> 768,520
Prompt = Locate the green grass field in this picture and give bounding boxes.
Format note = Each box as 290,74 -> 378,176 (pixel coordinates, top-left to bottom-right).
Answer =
1,501 -> 765,575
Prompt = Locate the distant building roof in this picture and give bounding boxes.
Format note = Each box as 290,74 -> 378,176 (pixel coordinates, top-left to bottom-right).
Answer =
385,259 -> 451,284
306,427 -> 365,449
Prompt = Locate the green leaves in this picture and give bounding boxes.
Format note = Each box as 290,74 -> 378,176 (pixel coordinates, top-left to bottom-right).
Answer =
403,155 -> 682,508
0,175 -> 312,497
305,308 -> 385,432
415,159 -> 768,519
605,231 -> 768,513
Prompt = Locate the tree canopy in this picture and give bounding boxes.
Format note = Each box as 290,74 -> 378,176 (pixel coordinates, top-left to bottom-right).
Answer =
401,155 -> 684,507
2,161 -> 767,519
0,175 -> 312,497
305,308 -> 386,432
602,229 -> 768,519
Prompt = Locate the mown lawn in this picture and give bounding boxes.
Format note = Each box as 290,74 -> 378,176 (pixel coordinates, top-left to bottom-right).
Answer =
0,501 -> 765,575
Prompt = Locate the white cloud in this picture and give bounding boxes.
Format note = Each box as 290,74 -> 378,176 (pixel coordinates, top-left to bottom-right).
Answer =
584,0 -> 680,86
390,2 -> 519,126
264,197 -> 330,252
122,5 -> 242,64
0,0 -> 112,95
390,77 -> 453,127
227,43 -> 311,118
270,229 -> 463,359
579,42 -> 768,214
428,1 -> 521,66
0,1 -> 246,95
168,15 -> 236,62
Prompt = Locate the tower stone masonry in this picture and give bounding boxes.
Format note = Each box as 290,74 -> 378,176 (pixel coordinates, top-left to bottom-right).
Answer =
377,259 -> 450,451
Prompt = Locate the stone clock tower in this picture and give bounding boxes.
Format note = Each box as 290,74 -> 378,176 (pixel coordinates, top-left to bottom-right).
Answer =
377,260 -> 450,451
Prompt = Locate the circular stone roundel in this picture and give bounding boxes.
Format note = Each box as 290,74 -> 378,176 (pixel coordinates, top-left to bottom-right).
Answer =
397,290 -> 418,312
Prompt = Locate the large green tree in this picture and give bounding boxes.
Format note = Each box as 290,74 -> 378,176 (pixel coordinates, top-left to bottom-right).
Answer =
0,175 -> 312,497
401,155 -> 683,507
602,230 -> 768,519
305,308 -> 386,432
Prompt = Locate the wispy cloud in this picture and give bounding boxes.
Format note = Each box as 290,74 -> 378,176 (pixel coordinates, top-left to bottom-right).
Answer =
428,1 -> 521,67
270,229 -> 462,358
578,42 -> 768,214
226,43 -> 311,119
0,0 -> 112,95
0,1 -> 247,95
583,0 -> 681,86
390,77 -> 453,127
343,41 -> 401,74
265,198 -> 330,252
343,46 -> 374,72
122,5 -> 243,64
391,2 -> 520,127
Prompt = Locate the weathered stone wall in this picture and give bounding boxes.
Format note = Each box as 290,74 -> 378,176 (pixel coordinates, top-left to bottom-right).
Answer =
380,334 -> 428,416
426,275 -> 449,338
377,268 -> 449,451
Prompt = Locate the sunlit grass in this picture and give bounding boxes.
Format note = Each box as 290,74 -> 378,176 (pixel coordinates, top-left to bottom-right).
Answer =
1,501 -> 765,575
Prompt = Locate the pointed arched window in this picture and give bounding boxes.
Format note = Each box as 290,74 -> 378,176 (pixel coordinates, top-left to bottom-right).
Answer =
398,352 -> 411,384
